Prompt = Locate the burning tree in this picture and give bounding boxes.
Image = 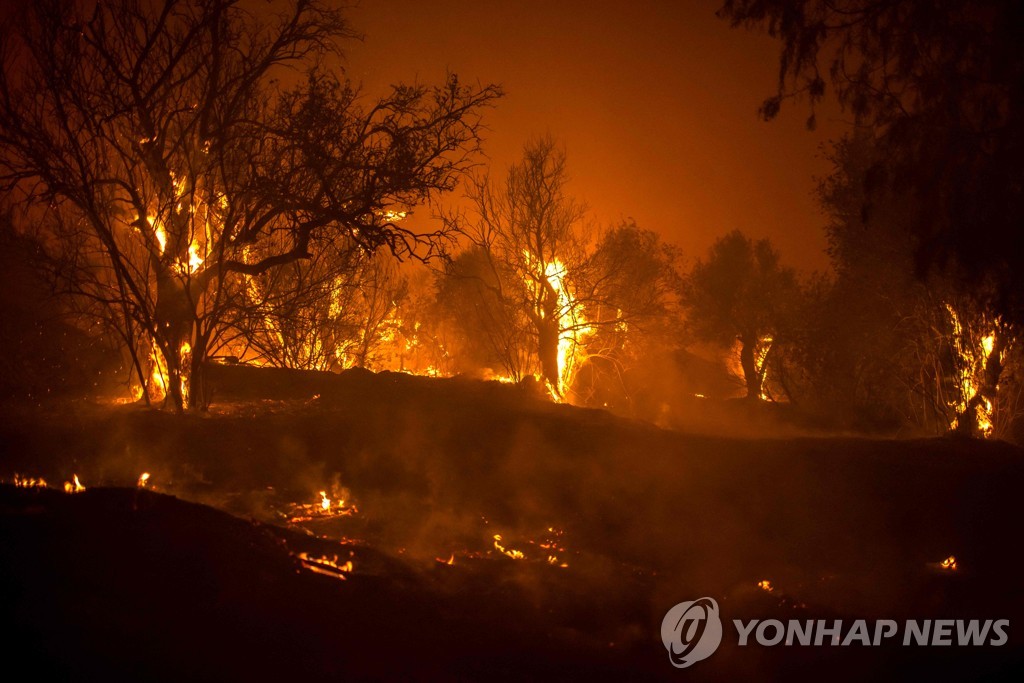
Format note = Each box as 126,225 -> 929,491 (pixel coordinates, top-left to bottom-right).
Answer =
445,137 -> 592,398
225,242 -> 409,372
721,0 -> 1024,436
570,220 -> 682,411
441,137 -> 680,402
807,132 -> 1020,438
681,230 -> 799,401
0,0 -> 500,410
435,245 -> 536,381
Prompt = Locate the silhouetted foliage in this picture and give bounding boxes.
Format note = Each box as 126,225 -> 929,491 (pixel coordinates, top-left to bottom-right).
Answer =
573,221 -> 682,413
682,230 -> 799,400
806,133 -> 1022,437
442,138 -> 681,403
719,0 -> 1024,325
0,0 -> 500,410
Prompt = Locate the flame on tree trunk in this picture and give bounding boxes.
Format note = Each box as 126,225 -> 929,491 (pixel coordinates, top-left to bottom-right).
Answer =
954,341 -> 1002,437
522,252 -> 591,400
533,275 -> 562,396
738,334 -> 774,399
946,304 -> 1004,438
739,334 -> 759,400
150,271 -> 202,412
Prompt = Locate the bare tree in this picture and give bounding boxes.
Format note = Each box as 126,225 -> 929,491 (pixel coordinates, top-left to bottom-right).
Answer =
444,136 -> 592,397
0,0 -> 500,410
442,138 -> 681,402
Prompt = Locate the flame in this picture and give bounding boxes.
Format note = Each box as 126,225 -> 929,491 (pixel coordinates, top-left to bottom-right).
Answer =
147,339 -> 192,406
115,384 -> 145,405
946,305 -> 998,437
146,216 -> 167,254
380,210 -> 407,222
13,474 -> 48,488
757,579 -> 774,592
170,171 -> 187,201
179,341 -> 192,407
172,240 -> 204,275
728,335 -> 774,400
981,333 -> 995,356
148,339 -> 168,403
186,242 -> 204,273
137,472 -> 150,488
522,252 -> 592,399
940,555 -> 958,571
755,336 -> 773,401
63,474 -> 85,493
286,488 -> 357,523
492,534 -> 525,560
295,552 -> 354,580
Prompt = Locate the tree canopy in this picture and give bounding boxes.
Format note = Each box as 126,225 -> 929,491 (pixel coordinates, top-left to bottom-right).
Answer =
719,0 -> 1024,324
0,0 -> 500,409
682,230 -> 798,399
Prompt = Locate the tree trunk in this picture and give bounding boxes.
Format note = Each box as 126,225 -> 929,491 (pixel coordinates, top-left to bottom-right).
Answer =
154,273 -> 196,412
535,274 -> 562,395
739,335 -> 760,400
188,328 -> 210,411
537,318 -> 561,394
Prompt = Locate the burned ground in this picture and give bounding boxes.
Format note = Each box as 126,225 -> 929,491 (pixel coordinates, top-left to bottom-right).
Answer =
1,367 -> 1022,680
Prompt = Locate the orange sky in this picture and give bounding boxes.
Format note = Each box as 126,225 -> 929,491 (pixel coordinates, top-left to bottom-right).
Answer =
343,0 -> 850,272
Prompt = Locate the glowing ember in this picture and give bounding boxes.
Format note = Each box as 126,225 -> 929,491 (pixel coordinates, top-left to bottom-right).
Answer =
757,579 -> 774,592
138,472 -> 151,488
63,474 -> 85,493
492,534 -> 526,560
545,555 -> 569,568
295,551 -> 354,580
285,488 -> 358,523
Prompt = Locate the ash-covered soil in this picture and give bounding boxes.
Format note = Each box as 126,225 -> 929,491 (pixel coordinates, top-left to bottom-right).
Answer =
1,366 -> 1022,680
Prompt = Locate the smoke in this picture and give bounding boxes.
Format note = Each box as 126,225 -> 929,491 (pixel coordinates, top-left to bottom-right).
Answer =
2,366 -> 1022,656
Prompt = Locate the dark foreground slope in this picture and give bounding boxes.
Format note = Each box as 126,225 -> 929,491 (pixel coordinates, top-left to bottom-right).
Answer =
1,366 -> 1022,680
